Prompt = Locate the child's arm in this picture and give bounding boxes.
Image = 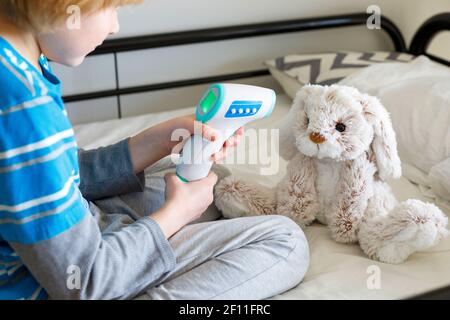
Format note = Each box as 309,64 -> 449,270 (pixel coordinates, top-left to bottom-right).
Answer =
77,116 -> 241,202
9,209 -> 176,299
77,139 -> 145,201
0,99 -> 216,300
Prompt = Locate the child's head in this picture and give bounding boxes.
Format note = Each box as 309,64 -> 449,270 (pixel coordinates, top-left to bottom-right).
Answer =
0,0 -> 142,66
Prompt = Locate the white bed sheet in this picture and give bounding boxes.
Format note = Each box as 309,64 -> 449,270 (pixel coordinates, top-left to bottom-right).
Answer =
73,93 -> 450,300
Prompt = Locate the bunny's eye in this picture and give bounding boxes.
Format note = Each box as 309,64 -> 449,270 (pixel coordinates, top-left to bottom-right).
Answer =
335,122 -> 346,132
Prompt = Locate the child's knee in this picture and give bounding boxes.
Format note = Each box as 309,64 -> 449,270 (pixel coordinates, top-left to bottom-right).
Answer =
289,226 -> 310,279
266,215 -> 310,274
264,215 -> 306,237
275,216 -> 310,287
255,215 -> 309,253
255,215 -> 310,291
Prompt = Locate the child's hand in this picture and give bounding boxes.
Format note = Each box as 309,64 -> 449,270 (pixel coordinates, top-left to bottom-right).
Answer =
162,114 -> 244,163
210,126 -> 244,163
151,172 -> 218,238
129,114 -> 244,173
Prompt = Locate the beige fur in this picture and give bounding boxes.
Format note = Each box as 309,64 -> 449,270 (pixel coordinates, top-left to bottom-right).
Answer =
215,84 -> 448,264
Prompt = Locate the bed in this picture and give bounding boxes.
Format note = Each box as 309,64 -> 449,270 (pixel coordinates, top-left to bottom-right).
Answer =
69,12 -> 450,299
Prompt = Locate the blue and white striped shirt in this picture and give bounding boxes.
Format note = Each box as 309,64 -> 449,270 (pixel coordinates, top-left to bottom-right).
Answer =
0,36 -> 87,300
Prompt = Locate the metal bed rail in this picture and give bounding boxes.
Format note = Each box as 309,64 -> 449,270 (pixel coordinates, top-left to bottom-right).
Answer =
62,12 -> 407,104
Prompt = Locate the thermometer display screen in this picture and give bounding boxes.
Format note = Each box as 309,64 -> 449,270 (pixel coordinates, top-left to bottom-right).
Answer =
200,90 -> 217,114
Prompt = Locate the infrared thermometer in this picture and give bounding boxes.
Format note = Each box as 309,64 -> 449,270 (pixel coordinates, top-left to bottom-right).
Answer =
176,83 -> 276,182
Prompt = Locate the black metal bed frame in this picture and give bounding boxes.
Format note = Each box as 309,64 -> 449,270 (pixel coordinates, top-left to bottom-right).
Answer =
64,11 -> 450,300
62,12 -> 450,106
63,12 -> 409,105
410,12 -> 450,67
62,11 -> 449,122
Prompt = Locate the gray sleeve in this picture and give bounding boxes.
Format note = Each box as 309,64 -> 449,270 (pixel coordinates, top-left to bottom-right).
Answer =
78,138 -> 145,201
10,214 -> 176,300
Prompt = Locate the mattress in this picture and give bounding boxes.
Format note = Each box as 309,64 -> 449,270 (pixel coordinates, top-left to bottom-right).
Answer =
73,93 -> 450,300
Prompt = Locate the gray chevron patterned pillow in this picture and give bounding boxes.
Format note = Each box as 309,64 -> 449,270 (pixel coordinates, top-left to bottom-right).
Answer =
264,51 -> 415,99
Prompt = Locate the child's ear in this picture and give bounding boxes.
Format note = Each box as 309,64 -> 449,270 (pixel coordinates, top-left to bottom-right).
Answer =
360,92 -> 402,181
278,85 -> 316,160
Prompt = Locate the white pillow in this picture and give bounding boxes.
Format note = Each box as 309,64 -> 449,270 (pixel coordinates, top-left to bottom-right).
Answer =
340,56 -> 450,95
376,76 -> 450,175
340,57 -> 450,201
265,51 -> 414,99
429,158 -> 450,201
266,67 -> 302,100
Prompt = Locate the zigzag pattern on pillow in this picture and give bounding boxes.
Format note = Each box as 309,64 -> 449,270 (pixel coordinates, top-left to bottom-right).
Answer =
267,51 -> 415,85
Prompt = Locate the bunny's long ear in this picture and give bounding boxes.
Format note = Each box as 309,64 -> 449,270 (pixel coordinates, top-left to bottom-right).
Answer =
278,85 -> 314,160
360,93 -> 402,181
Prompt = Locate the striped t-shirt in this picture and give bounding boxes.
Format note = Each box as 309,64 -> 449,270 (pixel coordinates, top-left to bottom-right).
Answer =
0,37 -> 87,299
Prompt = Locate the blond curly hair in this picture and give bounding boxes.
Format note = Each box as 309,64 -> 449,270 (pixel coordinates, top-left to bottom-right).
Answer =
0,0 -> 143,34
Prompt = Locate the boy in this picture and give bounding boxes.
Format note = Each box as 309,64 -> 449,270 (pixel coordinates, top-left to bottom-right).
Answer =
0,0 -> 309,300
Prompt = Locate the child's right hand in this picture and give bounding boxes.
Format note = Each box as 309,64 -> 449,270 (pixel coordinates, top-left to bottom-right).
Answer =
151,172 -> 218,238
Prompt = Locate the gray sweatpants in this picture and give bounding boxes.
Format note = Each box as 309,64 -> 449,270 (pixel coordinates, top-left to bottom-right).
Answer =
92,158 -> 310,300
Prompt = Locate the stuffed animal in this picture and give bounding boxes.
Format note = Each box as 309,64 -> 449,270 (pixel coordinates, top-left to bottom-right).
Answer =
214,84 -> 448,264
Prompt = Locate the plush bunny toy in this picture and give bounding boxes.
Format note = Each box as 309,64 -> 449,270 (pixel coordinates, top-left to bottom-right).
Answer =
215,84 -> 448,264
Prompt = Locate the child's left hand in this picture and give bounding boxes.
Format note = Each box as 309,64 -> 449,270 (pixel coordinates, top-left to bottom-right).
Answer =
163,114 -> 244,163
129,114 -> 244,173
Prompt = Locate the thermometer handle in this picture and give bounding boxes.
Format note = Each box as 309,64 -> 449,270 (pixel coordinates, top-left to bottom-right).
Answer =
176,135 -> 217,182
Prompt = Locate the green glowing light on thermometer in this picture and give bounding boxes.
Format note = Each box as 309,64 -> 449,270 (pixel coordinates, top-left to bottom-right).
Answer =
200,90 -> 217,114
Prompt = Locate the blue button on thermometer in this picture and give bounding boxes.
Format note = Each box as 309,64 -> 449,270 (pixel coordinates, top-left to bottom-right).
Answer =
225,101 -> 263,118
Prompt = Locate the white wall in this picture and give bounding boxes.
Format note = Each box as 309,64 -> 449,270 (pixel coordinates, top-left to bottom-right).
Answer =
54,0 -> 449,125
117,0 -> 389,35
116,0 -> 449,56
